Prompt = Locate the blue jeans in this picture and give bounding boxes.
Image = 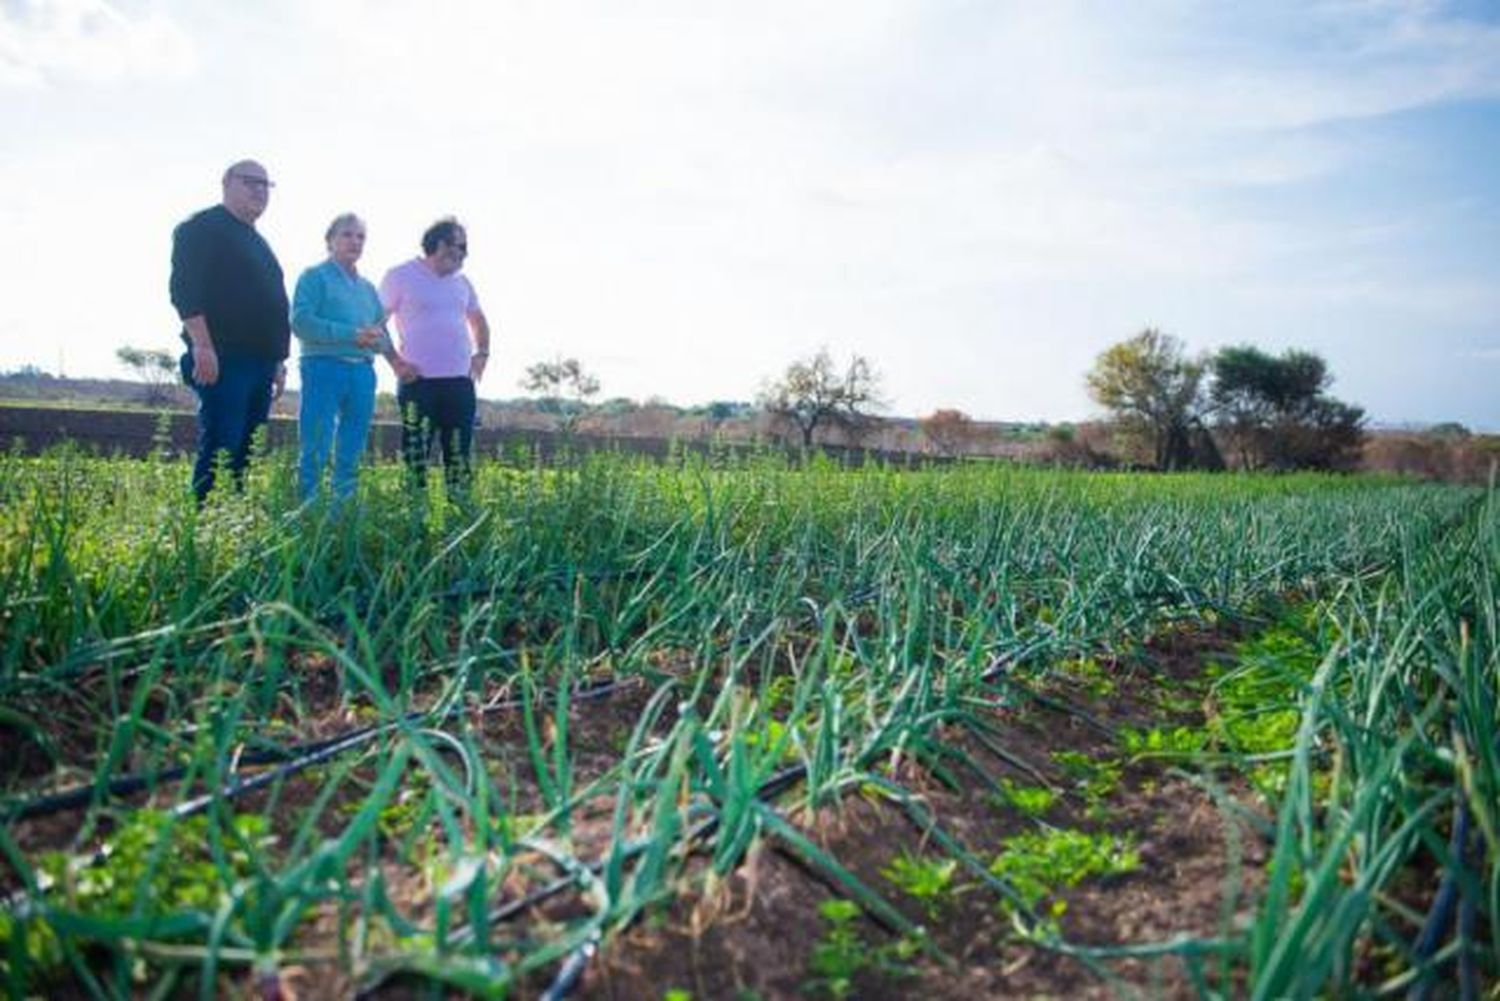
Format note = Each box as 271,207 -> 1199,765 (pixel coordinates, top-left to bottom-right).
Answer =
298,357 -> 376,500
189,355 -> 278,503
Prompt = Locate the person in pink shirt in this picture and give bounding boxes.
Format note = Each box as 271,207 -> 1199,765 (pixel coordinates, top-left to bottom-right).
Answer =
380,218 -> 492,489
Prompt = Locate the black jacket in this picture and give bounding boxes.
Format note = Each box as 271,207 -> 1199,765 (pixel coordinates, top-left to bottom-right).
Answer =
170,205 -> 290,361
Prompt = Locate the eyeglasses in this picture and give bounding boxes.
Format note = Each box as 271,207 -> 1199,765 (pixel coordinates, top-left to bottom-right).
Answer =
448,242 -> 468,253
233,174 -> 275,190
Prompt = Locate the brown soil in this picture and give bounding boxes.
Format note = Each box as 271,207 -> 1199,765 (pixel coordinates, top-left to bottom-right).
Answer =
570,626 -> 1269,1001
2,624 -> 1351,1000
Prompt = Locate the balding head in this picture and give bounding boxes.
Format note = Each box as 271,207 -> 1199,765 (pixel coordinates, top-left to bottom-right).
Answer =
220,159 -> 273,224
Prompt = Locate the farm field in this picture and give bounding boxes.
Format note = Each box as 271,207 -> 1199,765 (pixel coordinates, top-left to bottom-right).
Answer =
1,450 -> 1496,999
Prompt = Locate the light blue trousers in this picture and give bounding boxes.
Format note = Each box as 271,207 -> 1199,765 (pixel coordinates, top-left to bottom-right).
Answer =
298,357 -> 376,500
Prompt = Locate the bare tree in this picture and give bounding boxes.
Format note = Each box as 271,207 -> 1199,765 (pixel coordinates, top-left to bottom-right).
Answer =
521,357 -> 601,435
116,345 -> 179,405
920,408 -> 977,457
758,348 -> 884,448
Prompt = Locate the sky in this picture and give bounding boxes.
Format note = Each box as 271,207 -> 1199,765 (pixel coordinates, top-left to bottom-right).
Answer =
2,0 -> 1498,428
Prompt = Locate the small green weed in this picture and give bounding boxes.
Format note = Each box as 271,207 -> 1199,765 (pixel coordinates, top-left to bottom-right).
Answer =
807,899 -> 866,999
42,811 -> 269,915
2,811 -> 272,983
742,718 -> 800,764
1152,690 -> 1202,716
992,778 -> 1058,818
881,851 -> 962,919
805,899 -> 923,998
989,828 -> 1140,932
1206,615 -> 1328,799
1058,657 -> 1116,697
1120,724 -> 1206,758
376,787 -> 431,839
1051,750 -> 1123,810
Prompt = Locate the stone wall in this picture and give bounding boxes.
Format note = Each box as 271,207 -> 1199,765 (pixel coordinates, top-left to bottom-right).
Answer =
0,404 -> 942,468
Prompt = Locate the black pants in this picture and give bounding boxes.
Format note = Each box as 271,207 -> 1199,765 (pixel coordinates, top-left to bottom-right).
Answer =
398,376 -> 476,489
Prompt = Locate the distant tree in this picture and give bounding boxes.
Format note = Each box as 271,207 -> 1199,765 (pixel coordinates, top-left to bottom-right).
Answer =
703,401 -> 748,420
1428,421 -> 1470,440
920,409 -> 977,457
1085,329 -> 1209,470
1040,423 -> 1117,469
595,396 -> 639,417
116,345 -> 178,405
521,357 -> 601,434
1275,397 -> 1365,470
832,409 -> 885,450
1207,345 -> 1277,468
694,400 -> 743,438
1208,345 -> 1365,470
758,348 -> 884,448
627,401 -> 682,439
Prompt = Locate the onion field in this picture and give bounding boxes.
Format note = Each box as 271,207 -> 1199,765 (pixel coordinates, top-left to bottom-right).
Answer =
1,449 -> 1495,999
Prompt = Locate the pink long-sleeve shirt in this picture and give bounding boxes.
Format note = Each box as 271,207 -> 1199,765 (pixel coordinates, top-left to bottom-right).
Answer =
379,258 -> 482,378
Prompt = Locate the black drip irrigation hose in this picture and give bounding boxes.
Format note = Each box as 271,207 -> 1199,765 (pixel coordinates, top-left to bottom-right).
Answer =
3,676 -> 635,823
1,677 -> 639,920
980,645 -> 1121,740
537,764 -> 813,1001
13,545 -> 1417,991
351,765 -> 809,1000
7,734 -> 349,823
9,567 -> 880,826
996,680 -> 1119,739
539,936 -> 598,1001
534,737 -> 1136,1001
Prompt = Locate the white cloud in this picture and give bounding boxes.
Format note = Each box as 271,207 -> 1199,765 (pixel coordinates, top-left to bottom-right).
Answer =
0,0 -> 195,89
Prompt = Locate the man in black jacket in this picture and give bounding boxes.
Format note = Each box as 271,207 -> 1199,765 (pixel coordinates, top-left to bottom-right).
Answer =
170,159 -> 290,503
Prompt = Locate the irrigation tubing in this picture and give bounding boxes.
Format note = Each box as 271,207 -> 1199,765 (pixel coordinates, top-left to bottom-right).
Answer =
531,763 -> 812,1001
1,677 -> 640,921
3,676 -> 635,823
8,566 -> 885,824
11,531 -> 1245,810
539,935 -> 598,1001
537,729 -> 1195,1001
979,643 -> 1123,739
350,765 -> 809,999
17,509 -> 1470,991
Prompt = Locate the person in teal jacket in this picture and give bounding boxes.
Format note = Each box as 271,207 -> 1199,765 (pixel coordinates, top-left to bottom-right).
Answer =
291,213 -> 399,501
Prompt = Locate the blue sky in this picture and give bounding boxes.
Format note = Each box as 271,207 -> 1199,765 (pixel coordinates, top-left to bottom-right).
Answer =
2,0 -> 1497,428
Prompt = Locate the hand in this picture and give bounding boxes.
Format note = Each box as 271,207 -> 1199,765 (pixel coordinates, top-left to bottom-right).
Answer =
355,325 -> 384,349
272,363 -> 287,399
390,355 -> 420,384
469,353 -> 488,382
191,342 -> 220,386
